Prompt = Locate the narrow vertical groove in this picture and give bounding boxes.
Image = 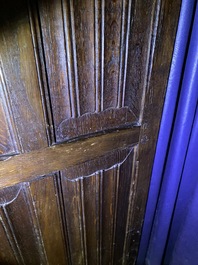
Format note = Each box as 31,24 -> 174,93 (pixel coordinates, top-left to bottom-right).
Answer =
94,172 -> 100,265
95,173 -> 100,265
54,173 -> 71,264
80,179 -> 88,265
146,0 -> 161,89
111,165 -> 120,264
122,147 -> 138,264
95,172 -> 102,265
94,0 -> 100,112
99,171 -> 103,265
2,207 -> 25,265
69,0 -> 81,117
139,0 -> 161,123
61,0 -> 77,118
122,0 -> 132,107
74,180 -> 85,265
24,184 -> 48,264
117,0 -> 126,108
101,0 -> 105,111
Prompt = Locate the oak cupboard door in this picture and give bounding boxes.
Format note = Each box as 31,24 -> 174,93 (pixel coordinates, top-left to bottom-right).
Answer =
0,0 -> 181,264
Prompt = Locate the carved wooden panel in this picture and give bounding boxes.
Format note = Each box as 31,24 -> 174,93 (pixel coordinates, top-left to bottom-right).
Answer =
0,0 -> 181,263
0,0 -> 181,147
28,0 -> 161,143
60,147 -> 138,264
0,0 -> 48,153
0,146 -> 138,265
0,176 -> 67,264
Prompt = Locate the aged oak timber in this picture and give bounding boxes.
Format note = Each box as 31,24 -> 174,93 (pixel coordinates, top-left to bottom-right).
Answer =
0,0 -> 181,264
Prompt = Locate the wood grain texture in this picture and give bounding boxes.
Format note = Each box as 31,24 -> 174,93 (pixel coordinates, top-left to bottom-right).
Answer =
0,176 -> 70,264
0,214 -> 18,264
0,148 -> 138,265
30,175 -> 68,264
128,0 -> 181,262
103,0 -> 122,109
0,65 -> 19,158
31,0 -> 158,142
27,0 -> 55,145
0,184 -> 47,264
57,107 -> 138,142
0,0 -> 181,263
0,0 -> 48,152
73,0 -> 95,115
37,0 -> 72,132
0,127 -> 140,189
124,0 -> 157,118
60,148 -> 138,265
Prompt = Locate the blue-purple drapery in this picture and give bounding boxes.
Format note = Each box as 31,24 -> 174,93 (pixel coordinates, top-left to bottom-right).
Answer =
137,0 -> 198,264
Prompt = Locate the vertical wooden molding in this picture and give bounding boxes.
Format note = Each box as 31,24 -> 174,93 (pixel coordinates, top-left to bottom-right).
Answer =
139,0 -> 162,123
2,207 -> 25,264
0,211 -> 21,264
0,186 -> 25,265
68,0 -> 80,117
27,0 -> 55,145
98,171 -> 103,265
101,0 -> 105,111
0,0 -> 48,152
80,179 -> 88,265
61,0 -> 78,118
117,0 -> 125,108
53,173 -> 71,264
24,184 -> 48,263
0,184 -> 48,264
121,0 -> 133,108
94,0 -> 101,113
111,165 -> 120,264
0,61 -> 19,157
122,146 -> 139,264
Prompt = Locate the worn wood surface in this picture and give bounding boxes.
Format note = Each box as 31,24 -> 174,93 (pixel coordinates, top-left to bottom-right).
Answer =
0,0 -> 48,152
128,0 -> 182,262
0,128 -> 139,189
0,148 -> 138,264
0,0 -> 181,264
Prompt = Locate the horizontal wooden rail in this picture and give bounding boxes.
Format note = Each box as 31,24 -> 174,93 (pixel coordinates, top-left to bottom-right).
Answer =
0,127 -> 140,188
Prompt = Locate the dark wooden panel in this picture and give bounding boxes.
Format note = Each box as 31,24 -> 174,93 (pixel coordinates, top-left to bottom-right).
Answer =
0,66 -> 18,158
125,0 -> 157,118
36,0 -> 72,132
32,0 -> 160,143
0,127 -> 140,188
0,176 -> 70,264
57,107 -> 137,142
0,213 -> 18,264
30,175 -> 68,264
103,0 -> 122,109
0,0 -> 48,152
0,184 -> 47,264
60,147 -> 138,265
73,0 -> 95,114
0,1 -> 181,264
128,0 -> 182,262
0,146 -> 138,265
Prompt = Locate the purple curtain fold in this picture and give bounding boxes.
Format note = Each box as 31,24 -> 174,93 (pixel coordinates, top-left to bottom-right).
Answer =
137,0 -> 198,264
